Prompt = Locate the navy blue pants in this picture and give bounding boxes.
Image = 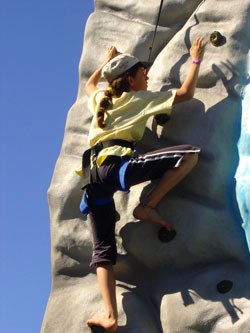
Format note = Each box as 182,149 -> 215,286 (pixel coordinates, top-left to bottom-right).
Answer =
87,144 -> 200,266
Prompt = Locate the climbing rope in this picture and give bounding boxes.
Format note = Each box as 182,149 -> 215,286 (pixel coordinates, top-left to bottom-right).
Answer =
147,0 -> 164,63
146,0 -> 208,65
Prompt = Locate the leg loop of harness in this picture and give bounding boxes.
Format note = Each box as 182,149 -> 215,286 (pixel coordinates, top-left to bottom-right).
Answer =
80,191 -> 114,218
80,191 -> 91,217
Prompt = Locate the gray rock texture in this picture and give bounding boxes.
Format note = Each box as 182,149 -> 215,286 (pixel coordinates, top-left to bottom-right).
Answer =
42,0 -> 250,332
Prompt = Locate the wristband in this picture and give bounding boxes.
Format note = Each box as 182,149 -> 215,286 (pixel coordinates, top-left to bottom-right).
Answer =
192,59 -> 201,65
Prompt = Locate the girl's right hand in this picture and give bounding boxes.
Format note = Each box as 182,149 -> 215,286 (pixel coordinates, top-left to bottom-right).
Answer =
104,46 -> 120,64
190,37 -> 208,62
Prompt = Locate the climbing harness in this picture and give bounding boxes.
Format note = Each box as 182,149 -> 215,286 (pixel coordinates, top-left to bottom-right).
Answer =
80,139 -> 135,217
81,139 -> 135,190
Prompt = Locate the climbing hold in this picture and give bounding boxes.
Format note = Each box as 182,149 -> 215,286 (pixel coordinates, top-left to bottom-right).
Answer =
155,113 -> 170,126
210,31 -> 224,47
91,325 -> 106,333
158,227 -> 176,243
216,280 -> 233,294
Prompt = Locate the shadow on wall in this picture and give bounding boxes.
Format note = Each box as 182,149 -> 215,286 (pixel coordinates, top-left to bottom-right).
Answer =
115,260 -> 250,333
160,60 -> 244,228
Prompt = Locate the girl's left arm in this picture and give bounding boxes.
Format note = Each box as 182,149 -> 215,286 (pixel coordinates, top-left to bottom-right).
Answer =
84,46 -> 119,97
173,37 -> 208,105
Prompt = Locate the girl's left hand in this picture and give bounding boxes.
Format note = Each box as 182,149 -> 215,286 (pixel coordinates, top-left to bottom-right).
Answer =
190,37 -> 208,62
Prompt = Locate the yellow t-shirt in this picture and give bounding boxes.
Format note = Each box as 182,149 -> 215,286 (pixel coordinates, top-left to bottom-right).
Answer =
75,88 -> 176,176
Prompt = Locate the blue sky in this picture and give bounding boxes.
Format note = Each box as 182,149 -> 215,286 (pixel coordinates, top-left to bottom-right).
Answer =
0,1 -> 94,332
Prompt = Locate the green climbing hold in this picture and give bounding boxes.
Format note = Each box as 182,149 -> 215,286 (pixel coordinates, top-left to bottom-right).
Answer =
155,113 -> 170,126
217,280 -> 233,294
210,31 -> 224,47
158,227 -> 177,242
91,325 -> 106,333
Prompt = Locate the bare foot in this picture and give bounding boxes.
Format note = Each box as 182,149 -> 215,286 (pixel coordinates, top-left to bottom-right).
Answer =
133,204 -> 175,231
87,315 -> 117,332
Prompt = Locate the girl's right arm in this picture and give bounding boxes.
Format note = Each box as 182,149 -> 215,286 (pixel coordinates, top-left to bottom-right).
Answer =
84,46 -> 119,97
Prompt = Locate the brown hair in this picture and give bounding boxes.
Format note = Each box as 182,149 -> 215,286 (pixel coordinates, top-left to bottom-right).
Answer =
97,62 -> 142,129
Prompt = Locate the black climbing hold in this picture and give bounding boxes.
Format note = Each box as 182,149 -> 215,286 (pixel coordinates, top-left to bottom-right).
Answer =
158,227 -> 176,243
155,113 -> 170,126
91,325 -> 106,333
210,31 -> 225,47
217,280 -> 233,294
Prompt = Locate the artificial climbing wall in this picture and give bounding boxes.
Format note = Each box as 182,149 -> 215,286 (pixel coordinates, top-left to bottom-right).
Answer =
42,0 -> 250,332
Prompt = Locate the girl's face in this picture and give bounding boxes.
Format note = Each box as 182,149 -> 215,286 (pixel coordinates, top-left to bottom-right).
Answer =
128,67 -> 149,91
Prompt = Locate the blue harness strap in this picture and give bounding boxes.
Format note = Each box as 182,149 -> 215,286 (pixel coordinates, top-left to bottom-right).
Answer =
80,193 -> 90,217
80,192 -> 114,217
118,159 -> 130,193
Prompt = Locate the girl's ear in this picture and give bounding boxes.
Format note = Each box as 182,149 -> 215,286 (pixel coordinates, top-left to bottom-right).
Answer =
127,75 -> 135,89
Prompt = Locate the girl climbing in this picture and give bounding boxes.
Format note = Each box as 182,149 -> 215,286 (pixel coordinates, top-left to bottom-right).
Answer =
81,37 -> 207,331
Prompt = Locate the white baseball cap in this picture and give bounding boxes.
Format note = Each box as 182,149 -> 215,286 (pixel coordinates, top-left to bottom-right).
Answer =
102,53 -> 151,81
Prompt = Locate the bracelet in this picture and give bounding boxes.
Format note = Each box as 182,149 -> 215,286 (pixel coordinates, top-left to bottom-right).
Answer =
192,59 -> 201,65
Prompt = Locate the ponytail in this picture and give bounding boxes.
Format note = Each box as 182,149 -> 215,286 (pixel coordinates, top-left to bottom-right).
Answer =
97,62 -> 142,128
97,87 -> 113,128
